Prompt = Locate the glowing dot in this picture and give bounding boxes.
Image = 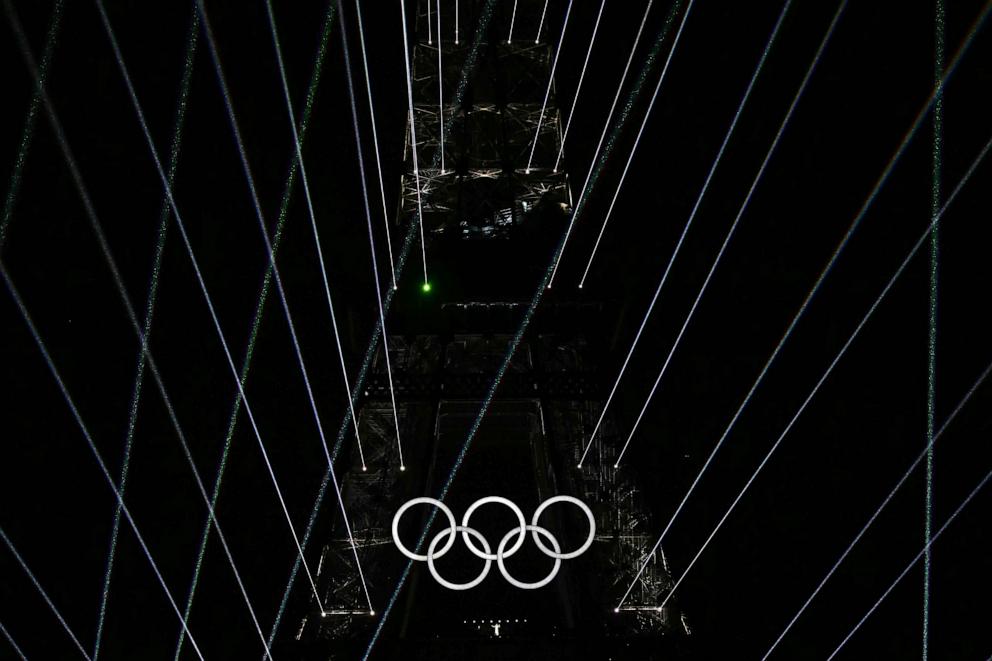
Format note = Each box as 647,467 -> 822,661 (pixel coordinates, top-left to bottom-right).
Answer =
400,465 -> 406,472
421,282 -> 432,293
369,610 -> 376,616
612,464 -> 618,469
362,466 -> 368,472
576,463 -> 582,469
614,608 -> 620,613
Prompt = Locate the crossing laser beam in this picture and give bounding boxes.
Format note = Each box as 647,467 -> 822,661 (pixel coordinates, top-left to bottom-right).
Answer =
614,0 -> 991,608
535,0 -> 549,43
508,0 -> 517,42
613,0 -> 845,468
0,261 -> 205,661
264,0 -> 367,473
92,10 -> 199,661
547,0 -> 656,287
576,0 -> 793,468
762,358 -> 992,659
650,127 -> 992,614
172,6 -> 338,659
194,0 -> 374,611
400,0 -> 429,286
1,526 -> 90,659
265,3 -> 500,651
338,0 -> 405,470
827,466 -> 992,660
577,0 -> 697,285
525,0 -> 573,173
554,0 -> 606,173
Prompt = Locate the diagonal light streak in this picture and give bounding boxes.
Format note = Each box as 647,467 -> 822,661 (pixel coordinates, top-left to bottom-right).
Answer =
337,0 -> 405,469
177,5 -> 340,657
525,0 -> 573,173
263,0 -> 367,472
651,127 -> 992,613
614,0 -> 992,607
546,0 -> 656,287
0,261 -> 205,661
266,3 -> 501,652
354,0 -> 397,289
508,0 -> 517,42
93,0 -> 325,621
535,0 -> 549,43
1,526 -> 91,659
763,358 -> 992,659
613,0 -> 847,468
0,0 -> 64,254
437,0 -> 445,173
553,0 -> 606,173
91,11 -> 200,661
827,465 -> 992,660
576,0 -> 793,468
0,620 -> 27,661
400,0 -> 429,286
576,0 -> 697,284
193,0 -> 374,610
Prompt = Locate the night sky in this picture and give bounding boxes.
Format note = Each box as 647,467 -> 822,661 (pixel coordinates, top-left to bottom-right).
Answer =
1,0 -> 991,659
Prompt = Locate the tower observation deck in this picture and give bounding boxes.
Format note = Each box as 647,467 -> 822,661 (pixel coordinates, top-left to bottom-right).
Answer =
289,2 -> 690,658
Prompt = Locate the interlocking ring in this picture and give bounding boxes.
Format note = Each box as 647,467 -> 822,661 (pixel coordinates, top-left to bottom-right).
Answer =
391,495 -> 595,590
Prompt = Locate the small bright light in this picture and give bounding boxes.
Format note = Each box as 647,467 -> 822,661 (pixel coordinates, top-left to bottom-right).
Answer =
612,464 -> 619,469
400,465 -> 406,472
576,463 -> 582,469
369,610 -> 376,616
362,466 -> 368,472
614,608 -> 620,614
421,282 -> 432,293
578,283 -> 584,289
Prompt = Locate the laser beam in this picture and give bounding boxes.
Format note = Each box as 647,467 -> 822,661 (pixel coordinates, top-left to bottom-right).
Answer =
762,358 -> 992,659
338,0 -> 405,469
1,526 -> 90,659
554,0 -> 606,173
525,0 -> 573,173
577,0 -> 697,285
576,0 -> 794,468
650,126 -> 992,613
0,620 -> 27,661
614,0 -> 845,468
827,465 -> 992,660
400,0 -> 429,286
614,0 -> 992,608
547,0 -> 656,287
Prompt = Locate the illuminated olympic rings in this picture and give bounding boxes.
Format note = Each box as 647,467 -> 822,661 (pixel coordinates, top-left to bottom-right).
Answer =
391,495 -> 596,590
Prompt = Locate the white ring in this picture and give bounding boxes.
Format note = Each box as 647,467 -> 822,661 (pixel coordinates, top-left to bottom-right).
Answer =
460,496 -> 527,560
530,495 -> 596,559
392,497 -> 457,561
427,526 -> 492,591
496,524 -> 561,590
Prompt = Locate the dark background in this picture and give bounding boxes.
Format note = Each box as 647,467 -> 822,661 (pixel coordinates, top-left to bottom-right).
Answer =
2,0 -> 991,659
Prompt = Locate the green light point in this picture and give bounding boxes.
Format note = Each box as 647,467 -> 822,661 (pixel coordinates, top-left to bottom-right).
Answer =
421,282 -> 432,293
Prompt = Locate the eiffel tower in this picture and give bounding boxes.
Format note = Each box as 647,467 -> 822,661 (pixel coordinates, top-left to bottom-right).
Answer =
290,2 -> 688,658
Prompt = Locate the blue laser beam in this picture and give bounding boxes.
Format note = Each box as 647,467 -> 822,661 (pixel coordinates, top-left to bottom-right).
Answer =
0,620 -> 27,661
